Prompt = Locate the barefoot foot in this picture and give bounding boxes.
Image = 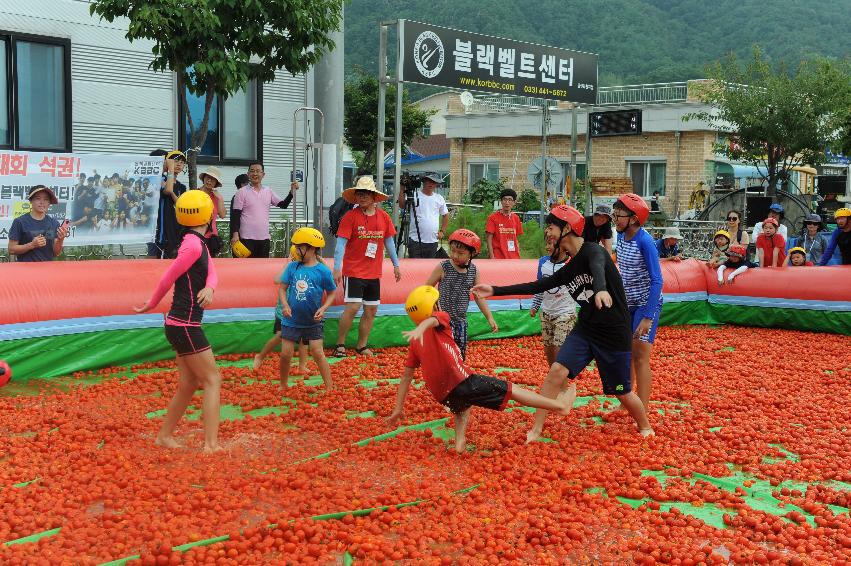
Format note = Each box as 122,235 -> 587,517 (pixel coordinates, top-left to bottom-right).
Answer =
454,437 -> 467,453
155,436 -> 182,449
252,354 -> 263,372
525,428 -> 543,444
203,443 -> 224,453
640,428 -> 655,438
554,389 -> 574,416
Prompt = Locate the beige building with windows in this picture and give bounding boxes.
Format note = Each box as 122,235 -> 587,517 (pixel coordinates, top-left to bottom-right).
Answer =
443,81 -> 727,215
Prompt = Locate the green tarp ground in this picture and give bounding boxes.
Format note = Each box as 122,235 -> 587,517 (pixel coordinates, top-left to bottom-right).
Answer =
0,310 -> 543,382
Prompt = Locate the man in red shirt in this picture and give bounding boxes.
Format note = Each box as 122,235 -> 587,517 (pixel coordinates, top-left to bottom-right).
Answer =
485,189 -> 524,259
332,176 -> 401,357
386,286 -> 571,453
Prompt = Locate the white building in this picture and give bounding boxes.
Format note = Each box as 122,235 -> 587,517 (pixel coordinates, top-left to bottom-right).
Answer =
0,0 -> 340,223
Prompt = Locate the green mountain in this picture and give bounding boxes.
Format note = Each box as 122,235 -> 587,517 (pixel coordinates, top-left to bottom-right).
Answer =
345,0 -> 851,88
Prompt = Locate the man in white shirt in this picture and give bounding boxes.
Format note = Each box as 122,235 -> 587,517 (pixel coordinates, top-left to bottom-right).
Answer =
397,172 -> 449,258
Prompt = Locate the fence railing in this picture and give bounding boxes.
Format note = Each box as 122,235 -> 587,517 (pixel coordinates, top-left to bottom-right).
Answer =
644,219 -> 720,260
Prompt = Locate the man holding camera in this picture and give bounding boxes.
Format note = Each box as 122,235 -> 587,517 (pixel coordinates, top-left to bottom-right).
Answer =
396,172 -> 449,258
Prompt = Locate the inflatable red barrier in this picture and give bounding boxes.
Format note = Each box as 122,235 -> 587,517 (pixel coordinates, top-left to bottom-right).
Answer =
1,258 -> 849,326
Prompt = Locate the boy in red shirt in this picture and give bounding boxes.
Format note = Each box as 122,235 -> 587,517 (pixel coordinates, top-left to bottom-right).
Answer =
485,188 -> 524,259
387,286 -> 571,453
755,217 -> 786,267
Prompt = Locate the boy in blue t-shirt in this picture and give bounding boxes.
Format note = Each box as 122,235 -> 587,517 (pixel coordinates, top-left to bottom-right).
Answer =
277,228 -> 337,390
613,194 -> 663,411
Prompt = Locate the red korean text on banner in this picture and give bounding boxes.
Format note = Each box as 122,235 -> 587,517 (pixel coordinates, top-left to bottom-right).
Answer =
0,153 -> 29,176
39,155 -> 81,178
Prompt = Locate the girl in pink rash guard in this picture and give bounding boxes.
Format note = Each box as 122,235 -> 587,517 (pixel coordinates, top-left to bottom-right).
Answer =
134,190 -> 223,453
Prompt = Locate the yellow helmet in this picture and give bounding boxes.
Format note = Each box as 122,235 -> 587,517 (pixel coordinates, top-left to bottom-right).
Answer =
788,246 -> 806,256
175,190 -> 213,227
834,208 -> 851,219
405,285 -> 440,325
231,240 -> 251,258
291,227 -> 325,248
713,229 -> 731,241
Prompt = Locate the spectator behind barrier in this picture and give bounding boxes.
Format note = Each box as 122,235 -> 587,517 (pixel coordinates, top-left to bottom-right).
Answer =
724,210 -> 749,247
485,188 -> 523,259
396,172 -> 449,258
785,247 -> 813,267
8,185 -> 70,262
655,227 -> 683,262
582,204 -> 614,255
197,166 -> 227,257
818,208 -> 851,266
792,213 -> 827,265
752,203 -> 788,242
707,229 -> 731,268
149,150 -> 188,259
755,217 -> 786,268
230,161 -> 298,259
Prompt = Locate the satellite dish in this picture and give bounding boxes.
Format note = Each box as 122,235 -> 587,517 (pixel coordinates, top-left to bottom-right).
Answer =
527,156 -> 563,191
460,91 -> 474,108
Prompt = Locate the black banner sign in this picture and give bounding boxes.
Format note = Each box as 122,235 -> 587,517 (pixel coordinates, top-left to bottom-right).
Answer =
400,20 -> 598,104
590,109 -> 642,137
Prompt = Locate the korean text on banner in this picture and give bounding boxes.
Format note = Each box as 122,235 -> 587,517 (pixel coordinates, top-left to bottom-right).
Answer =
0,151 -> 162,247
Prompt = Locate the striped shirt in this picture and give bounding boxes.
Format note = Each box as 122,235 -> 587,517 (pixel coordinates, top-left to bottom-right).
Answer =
438,260 -> 477,322
616,228 -> 663,319
531,255 -> 576,316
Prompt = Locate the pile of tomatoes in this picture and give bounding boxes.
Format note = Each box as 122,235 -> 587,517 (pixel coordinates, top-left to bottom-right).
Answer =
0,325 -> 849,564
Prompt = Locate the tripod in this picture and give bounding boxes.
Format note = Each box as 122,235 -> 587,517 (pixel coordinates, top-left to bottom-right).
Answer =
397,188 -> 424,258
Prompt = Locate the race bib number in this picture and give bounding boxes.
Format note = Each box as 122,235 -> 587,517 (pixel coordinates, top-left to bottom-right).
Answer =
507,239 -> 516,252
365,241 -> 378,258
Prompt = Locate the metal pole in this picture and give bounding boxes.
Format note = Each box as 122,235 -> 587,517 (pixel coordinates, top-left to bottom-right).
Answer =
570,105 -> 578,206
540,101 -> 549,227
376,23 -> 388,192
585,108 -> 593,215
292,107 -> 325,230
392,19 -> 405,227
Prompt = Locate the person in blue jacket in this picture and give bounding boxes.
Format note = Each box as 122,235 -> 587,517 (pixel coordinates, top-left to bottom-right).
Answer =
613,193 -> 663,411
818,208 -> 851,266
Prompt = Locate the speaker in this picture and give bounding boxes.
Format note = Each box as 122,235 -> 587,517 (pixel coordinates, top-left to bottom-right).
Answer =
746,196 -> 772,225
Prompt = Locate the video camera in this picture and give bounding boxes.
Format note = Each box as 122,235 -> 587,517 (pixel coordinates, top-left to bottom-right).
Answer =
400,171 -> 421,198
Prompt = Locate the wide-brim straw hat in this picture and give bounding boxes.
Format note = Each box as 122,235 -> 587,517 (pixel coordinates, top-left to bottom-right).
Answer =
199,166 -> 223,188
662,227 -> 682,240
342,176 -> 389,204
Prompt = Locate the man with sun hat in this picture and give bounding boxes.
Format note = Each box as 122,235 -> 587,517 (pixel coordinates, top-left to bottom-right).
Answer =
331,176 -> 401,357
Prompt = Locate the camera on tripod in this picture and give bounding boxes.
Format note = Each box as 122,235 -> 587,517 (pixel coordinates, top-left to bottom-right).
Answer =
400,171 -> 421,198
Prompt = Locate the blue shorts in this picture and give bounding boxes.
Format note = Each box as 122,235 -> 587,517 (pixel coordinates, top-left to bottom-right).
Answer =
630,302 -> 662,345
555,332 -> 632,395
280,324 -> 323,345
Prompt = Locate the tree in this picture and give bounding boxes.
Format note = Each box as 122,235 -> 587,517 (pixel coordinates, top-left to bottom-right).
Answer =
688,48 -> 851,195
344,67 -> 434,172
90,0 -> 344,187
516,188 -> 542,212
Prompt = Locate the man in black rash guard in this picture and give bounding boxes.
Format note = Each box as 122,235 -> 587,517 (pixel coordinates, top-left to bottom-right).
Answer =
473,204 -> 653,442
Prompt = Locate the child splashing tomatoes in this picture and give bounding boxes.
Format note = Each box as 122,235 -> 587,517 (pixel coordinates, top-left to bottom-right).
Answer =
134,190 -> 222,453
387,286 -> 572,453
424,229 -> 497,359
473,205 -> 654,443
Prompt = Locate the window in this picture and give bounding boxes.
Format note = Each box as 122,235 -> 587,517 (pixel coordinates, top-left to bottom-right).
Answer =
469,162 -> 499,185
0,32 -> 71,151
628,161 -> 666,197
178,79 -> 262,164
421,124 -> 431,137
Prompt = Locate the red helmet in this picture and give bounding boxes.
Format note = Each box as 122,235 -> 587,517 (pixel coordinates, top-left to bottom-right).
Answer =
616,193 -> 650,225
763,217 -> 779,228
547,205 -> 585,235
727,244 -> 747,257
448,228 -> 481,254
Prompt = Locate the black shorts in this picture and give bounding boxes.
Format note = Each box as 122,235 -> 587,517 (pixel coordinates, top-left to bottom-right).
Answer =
343,276 -> 381,305
441,374 -> 511,414
556,332 -> 632,395
273,317 -> 281,334
164,325 -> 211,357
239,238 -> 271,259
